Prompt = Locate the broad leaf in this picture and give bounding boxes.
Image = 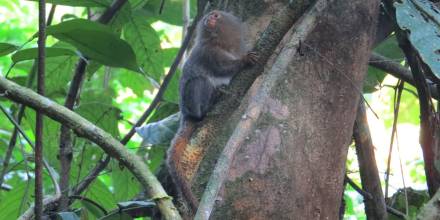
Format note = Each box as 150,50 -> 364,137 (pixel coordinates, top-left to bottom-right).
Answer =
111,161 -> 141,202
395,0 -> 440,79
143,0 -> 197,26
81,179 -> 116,218
12,47 -> 76,63
124,10 -> 163,81
0,43 -> 18,56
0,180 -> 33,219
47,19 -> 139,72
26,0 -> 110,7
76,89 -> 120,137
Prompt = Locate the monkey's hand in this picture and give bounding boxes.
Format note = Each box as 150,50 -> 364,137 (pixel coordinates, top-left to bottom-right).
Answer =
243,51 -> 260,66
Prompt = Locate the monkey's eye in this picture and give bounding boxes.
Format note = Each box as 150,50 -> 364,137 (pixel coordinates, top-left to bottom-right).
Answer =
213,13 -> 219,18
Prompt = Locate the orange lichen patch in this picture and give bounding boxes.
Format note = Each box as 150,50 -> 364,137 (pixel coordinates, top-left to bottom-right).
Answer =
179,144 -> 205,181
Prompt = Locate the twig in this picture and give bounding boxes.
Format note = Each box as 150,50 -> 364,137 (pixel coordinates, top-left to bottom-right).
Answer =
159,0 -> 166,14
384,80 -> 403,198
195,1 -> 330,218
346,175 -> 406,219
0,76 -> 181,219
369,52 -> 439,99
0,104 -> 60,196
35,0 -> 46,218
345,176 -> 373,200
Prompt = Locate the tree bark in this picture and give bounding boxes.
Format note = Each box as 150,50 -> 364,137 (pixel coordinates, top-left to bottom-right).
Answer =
176,0 -> 380,219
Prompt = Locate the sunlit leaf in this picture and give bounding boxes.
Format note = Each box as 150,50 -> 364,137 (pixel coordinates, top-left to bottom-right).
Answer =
0,43 -> 18,57
124,10 -> 163,81
143,0 -> 197,25
0,180 -> 33,219
26,0 -> 110,7
47,19 -> 139,72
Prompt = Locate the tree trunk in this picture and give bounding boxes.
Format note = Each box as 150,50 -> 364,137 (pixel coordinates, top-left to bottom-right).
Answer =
171,0 -> 380,219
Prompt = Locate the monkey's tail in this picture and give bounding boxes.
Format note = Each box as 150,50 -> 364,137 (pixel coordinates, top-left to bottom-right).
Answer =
167,120 -> 200,213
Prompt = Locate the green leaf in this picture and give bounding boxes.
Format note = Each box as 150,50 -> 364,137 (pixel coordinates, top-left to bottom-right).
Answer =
118,70 -> 155,96
12,47 -> 76,63
374,35 -> 404,61
76,89 -> 120,137
82,179 -> 116,218
143,0 -> 197,26
0,180 -> 33,219
124,10 -> 164,81
80,199 -> 107,218
111,161 -> 141,202
26,0 -> 110,7
0,43 -> 18,57
363,66 -> 386,93
395,0 -> 440,79
47,19 -> 139,72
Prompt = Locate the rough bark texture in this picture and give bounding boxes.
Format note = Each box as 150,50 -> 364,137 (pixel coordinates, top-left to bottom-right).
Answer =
189,0 -> 380,219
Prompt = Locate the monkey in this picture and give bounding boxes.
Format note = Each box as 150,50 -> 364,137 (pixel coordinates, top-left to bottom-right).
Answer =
166,10 -> 258,214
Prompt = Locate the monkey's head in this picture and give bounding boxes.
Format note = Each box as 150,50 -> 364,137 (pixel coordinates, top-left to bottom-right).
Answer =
198,10 -> 242,42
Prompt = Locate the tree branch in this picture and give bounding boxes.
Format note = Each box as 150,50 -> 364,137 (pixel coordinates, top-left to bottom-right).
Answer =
35,0 -> 46,218
368,52 -> 439,99
353,99 -> 388,219
58,0 -> 128,210
0,76 -> 181,219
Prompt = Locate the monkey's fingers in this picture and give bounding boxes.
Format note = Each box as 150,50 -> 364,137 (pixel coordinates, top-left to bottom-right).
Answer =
246,51 -> 261,65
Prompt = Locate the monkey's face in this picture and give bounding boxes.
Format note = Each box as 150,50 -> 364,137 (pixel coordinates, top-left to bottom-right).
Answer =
204,10 -> 222,30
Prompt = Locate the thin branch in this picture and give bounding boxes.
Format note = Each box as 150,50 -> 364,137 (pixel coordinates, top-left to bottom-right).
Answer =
369,52 -> 439,99
353,99 -> 388,219
195,1 -> 330,218
35,0 -> 46,218
0,104 -> 60,196
0,4 -> 57,189
0,76 -> 181,220
345,176 -> 373,200
345,175 -> 406,219
384,80 -> 403,198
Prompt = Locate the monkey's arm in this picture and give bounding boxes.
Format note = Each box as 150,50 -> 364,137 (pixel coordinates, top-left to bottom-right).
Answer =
209,50 -> 258,76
